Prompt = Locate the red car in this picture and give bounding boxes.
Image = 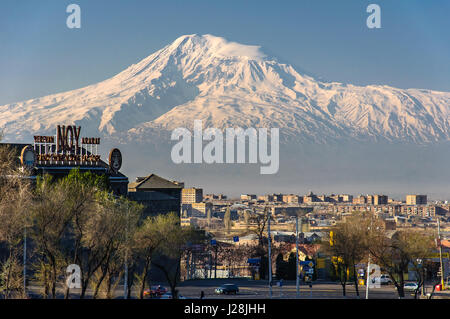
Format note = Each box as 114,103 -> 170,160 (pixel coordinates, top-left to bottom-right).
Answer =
143,285 -> 168,298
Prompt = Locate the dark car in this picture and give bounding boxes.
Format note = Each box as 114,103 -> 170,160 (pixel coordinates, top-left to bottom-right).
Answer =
143,285 -> 168,298
215,284 -> 239,295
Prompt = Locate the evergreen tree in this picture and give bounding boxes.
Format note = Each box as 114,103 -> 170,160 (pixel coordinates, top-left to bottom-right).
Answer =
275,253 -> 288,280
206,208 -> 211,226
224,206 -> 231,233
287,252 -> 297,280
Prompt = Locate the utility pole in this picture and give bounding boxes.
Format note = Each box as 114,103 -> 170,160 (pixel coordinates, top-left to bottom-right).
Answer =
23,226 -> 27,297
214,244 -> 218,279
366,216 -> 373,299
295,214 -> 302,299
296,216 -> 300,298
209,252 -> 212,279
365,254 -> 371,299
268,208 -> 272,299
438,218 -> 445,290
124,200 -> 129,299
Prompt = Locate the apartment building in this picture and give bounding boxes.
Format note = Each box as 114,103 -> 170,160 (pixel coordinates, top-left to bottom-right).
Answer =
182,187 -> 203,204
282,194 -> 302,204
406,195 -> 427,205
241,194 -> 257,201
258,194 -> 274,202
374,195 -> 388,205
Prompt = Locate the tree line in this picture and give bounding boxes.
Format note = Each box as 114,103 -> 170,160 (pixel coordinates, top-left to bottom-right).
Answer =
0,144 -> 205,299
322,213 -> 438,299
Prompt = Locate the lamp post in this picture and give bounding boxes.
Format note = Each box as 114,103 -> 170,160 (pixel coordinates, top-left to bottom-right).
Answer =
268,207 -> 272,299
366,216 -> 375,299
123,199 -> 129,299
296,216 -> 301,298
23,226 -> 27,297
282,208 -> 313,298
438,218 -> 445,290
365,253 -> 371,299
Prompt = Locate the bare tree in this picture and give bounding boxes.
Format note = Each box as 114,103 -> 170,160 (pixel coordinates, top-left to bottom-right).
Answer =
80,194 -> 139,299
0,145 -> 32,299
401,230 -> 434,299
153,215 -> 208,299
322,213 -> 367,297
132,213 -> 172,299
248,207 -> 271,246
246,207 -> 274,280
31,175 -> 74,299
368,226 -> 435,299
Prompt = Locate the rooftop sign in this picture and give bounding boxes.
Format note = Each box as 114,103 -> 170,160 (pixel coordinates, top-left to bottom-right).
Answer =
33,125 -> 101,166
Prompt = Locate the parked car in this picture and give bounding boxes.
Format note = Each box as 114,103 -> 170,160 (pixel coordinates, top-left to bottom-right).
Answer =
160,292 -> 187,299
215,284 -> 239,295
143,285 -> 168,298
404,282 -> 419,291
371,274 -> 393,285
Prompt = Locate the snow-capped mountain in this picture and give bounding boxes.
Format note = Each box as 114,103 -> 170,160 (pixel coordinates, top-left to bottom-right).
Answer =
1,34 -> 449,145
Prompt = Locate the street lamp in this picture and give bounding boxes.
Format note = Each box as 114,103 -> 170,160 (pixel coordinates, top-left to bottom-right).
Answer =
366,216 -> 379,299
124,199 -> 129,299
437,218 -> 445,290
282,207 -> 313,298
23,225 -> 27,297
267,207 -> 272,299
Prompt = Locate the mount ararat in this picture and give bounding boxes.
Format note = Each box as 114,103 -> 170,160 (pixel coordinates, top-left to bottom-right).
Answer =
1,34 -> 449,197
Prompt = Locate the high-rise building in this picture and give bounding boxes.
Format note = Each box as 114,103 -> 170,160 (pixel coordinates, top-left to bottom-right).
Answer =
272,194 -> 283,202
353,195 -> 368,205
258,194 -> 274,202
303,191 -> 320,203
204,194 -> 227,201
182,187 -> 203,204
373,195 -> 388,205
406,194 -> 427,205
339,194 -> 353,203
282,194 -> 301,204
241,194 -> 257,201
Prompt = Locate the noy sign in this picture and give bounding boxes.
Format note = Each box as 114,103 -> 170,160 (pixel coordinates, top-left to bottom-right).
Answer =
33,125 -> 101,165
56,125 -> 82,152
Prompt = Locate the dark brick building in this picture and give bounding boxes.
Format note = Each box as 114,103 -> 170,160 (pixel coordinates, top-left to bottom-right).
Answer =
127,174 -> 183,217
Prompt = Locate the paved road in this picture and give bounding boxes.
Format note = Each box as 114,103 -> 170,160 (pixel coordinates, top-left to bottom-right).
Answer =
26,279 -> 447,299
176,279 -> 417,299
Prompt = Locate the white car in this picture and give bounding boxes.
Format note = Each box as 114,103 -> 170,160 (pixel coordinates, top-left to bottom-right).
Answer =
403,282 -> 419,291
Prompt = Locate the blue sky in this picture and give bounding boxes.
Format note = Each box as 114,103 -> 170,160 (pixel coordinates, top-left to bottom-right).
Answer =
0,0 -> 449,105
